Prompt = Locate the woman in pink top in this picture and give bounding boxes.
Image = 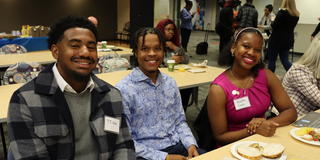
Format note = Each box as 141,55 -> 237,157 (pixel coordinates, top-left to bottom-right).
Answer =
207,27 -> 297,146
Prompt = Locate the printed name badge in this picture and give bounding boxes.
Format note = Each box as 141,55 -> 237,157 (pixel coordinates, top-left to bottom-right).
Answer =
104,116 -> 120,134
233,96 -> 251,110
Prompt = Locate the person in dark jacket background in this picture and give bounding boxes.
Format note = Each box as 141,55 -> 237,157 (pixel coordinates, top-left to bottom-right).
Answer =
236,0 -> 258,28
267,0 -> 299,72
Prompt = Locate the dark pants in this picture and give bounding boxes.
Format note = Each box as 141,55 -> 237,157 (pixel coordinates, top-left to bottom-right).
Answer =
137,142 -> 206,160
180,28 -> 192,51
267,45 -> 292,72
137,142 -> 188,160
180,88 -> 193,111
218,32 -> 232,53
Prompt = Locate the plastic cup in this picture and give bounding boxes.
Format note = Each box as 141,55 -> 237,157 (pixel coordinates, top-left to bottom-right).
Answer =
101,41 -> 107,49
167,59 -> 175,72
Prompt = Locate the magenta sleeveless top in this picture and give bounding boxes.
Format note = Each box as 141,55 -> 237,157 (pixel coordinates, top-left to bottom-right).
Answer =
211,69 -> 271,131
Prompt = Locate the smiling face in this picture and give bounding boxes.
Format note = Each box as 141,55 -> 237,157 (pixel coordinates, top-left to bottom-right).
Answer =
136,33 -> 164,77
51,27 -> 97,81
231,32 -> 263,70
164,23 -> 175,41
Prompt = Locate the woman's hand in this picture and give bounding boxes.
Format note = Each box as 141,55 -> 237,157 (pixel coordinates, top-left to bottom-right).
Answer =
166,41 -> 177,50
246,118 -> 265,134
255,120 -> 279,137
172,55 -> 184,64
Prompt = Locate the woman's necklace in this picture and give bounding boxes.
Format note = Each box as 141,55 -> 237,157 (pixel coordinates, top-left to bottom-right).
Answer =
230,69 -> 253,95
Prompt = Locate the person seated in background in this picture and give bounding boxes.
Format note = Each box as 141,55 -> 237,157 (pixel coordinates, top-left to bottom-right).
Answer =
282,35 -> 320,116
116,28 -> 200,160
88,16 -> 98,27
155,19 -> 192,111
156,19 -> 189,64
258,4 -> 275,36
207,27 -> 297,146
7,16 -> 135,159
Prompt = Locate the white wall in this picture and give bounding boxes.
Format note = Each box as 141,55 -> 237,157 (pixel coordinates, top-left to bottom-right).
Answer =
117,0 -> 130,32
154,0 -> 170,26
296,0 -> 320,24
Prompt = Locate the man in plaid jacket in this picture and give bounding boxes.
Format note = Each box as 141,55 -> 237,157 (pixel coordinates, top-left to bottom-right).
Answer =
7,16 -> 135,160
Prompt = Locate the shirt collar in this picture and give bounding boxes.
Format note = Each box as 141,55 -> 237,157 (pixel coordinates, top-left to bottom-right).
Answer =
131,67 -> 164,85
52,63 -> 95,94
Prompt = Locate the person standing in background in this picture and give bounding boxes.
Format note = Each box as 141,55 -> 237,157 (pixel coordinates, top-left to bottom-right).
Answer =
88,16 -> 98,27
267,0 -> 299,72
236,0 -> 258,28
180,0 -> 196,51
311,17 -> 320,41
258,4 -> 275,62
258,4 -> 275,36
216,0 -> 237,60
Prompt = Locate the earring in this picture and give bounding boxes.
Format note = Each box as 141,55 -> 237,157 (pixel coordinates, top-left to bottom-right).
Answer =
231,52 -> 235,57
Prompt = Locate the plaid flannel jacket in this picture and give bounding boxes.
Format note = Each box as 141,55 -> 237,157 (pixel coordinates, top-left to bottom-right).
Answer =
7,64 -> 136,160
282,64 -> 320,116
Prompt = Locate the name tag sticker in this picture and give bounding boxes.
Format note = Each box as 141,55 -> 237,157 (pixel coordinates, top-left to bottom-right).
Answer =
104,116 -> 120,134
234,96 -> 251,110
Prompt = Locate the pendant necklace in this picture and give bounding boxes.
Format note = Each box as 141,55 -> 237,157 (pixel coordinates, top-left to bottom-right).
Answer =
230,69 -> 253,95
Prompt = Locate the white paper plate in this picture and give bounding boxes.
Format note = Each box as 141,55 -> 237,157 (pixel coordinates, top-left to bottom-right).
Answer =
97,48 -> 112,52
290,128 -> 320,146
174,64 -> 191,70
187,68 -> 206,73
230,141 -> 287,160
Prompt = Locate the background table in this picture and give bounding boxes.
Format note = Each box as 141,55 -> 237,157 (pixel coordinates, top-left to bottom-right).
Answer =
0,46 -> 133,68
0,66 -> 225,122
0,37 -> 48,52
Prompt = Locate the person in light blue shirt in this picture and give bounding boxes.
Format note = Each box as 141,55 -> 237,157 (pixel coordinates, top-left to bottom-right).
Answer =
180,0 -> 195,51
116,27 -> 199,160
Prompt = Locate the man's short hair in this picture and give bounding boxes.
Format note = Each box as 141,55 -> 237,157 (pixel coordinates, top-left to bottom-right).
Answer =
265,4 -> 273,12
47,16 -> 98,49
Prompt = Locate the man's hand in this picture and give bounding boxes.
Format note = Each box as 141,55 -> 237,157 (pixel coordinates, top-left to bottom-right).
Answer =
187,145 -> 199,159
255,120 -> 279,137
166,154 -> 187,160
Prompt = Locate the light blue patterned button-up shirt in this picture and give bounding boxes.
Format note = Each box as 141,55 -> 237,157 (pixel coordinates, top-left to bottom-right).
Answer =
180,8 -> 193,30
116,67 -> 197,160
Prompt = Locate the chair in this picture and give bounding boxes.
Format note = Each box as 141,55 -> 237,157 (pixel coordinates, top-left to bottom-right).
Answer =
96,54 -> 130,73
116,22 -> 130,44
193,97 -> 218,151
0,44 -> 27,54
2,62 -> 44,85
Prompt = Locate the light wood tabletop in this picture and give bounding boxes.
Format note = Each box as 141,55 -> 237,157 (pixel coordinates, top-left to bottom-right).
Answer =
0,46 -> 132,68
0,66 -> 225,122
191,113 -> 320,160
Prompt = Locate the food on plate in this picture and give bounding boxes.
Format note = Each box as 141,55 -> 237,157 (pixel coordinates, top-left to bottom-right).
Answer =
295,127 -> 320,141
262,143 -> 285,159
236,142 -> 285,160
295,127 -> 313,136
237,143 -> 262,160
301,134 -> 313,141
